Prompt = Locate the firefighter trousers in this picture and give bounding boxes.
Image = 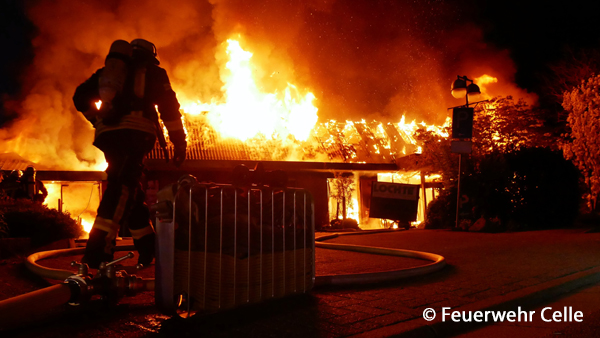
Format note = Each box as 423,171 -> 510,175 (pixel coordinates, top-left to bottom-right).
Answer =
83,129 -> 157,267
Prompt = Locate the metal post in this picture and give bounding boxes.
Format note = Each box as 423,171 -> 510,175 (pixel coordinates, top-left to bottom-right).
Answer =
455,154 -> 462,229
420,172 -> 427,221
455,91 -> 469,230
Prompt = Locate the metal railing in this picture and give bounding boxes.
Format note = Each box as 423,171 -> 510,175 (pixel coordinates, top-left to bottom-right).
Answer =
155,177 -> 315,316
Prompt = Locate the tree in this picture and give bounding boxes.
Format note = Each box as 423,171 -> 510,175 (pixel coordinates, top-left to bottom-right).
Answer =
542,47 -> 600,117
416,96 -> 567,229
413,125 -> 454,186
330,172 -> 355,221
562,74 -> 600,210
472,96 -> 555,156
414,96 -> 554,185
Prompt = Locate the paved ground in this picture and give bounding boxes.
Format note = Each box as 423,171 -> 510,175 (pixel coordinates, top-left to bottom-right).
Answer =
1,228 -> 600,337
456,281 -> 600,337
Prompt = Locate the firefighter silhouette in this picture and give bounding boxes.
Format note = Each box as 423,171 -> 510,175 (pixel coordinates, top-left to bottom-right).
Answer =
0,170 -> 23,199
15,166 -> 48,203
0,167 -> 47,203
74,39 -> 187,268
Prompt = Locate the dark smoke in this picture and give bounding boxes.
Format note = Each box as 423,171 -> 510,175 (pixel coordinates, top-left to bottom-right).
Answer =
1,0 -> 535,169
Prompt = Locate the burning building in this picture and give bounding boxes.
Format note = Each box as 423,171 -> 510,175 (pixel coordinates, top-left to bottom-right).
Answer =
0,0 -> 535,233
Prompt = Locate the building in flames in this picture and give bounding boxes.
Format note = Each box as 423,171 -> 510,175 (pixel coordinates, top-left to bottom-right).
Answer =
0,38 -> 451,233
0,115 -> 445,232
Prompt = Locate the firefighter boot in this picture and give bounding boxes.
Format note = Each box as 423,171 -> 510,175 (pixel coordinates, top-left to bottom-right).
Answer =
82,228 -> 114,269
134,233 -> 155,267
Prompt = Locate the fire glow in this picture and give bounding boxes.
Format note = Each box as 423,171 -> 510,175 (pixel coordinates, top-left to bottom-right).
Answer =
43,182 -> 99,235
8,35 -> 494,232
168,38 -> 452,164
0,0 -> 540,236
88,39 -> 457,231
180,40 -> 318,142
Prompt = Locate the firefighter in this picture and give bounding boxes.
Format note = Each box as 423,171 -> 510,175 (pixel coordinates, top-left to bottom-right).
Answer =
16,166 -> 48,203
73,39 -> 186,268
0,170 -> 22,199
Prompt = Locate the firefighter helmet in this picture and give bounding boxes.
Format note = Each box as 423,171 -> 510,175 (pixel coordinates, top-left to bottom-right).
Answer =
24,166 -> 35,177
131,39 -> 159,65
106,39 -> 132,62
8,170 -> 22,180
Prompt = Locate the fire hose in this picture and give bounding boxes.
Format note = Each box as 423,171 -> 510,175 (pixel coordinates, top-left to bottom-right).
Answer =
314,230 -> 446,286
0,246 -> 154,331
0,230 -> 445,331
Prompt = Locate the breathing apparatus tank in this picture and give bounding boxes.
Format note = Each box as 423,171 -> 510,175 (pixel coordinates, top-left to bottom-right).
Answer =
98,40 -> 132,122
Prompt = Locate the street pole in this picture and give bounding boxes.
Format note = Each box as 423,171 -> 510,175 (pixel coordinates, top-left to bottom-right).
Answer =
451,75 -> 478,230
455,94 -> 468,230
455,153 -> 461,229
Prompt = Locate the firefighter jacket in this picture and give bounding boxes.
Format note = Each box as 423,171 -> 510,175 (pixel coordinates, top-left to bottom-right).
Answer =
73,63 -> 186,149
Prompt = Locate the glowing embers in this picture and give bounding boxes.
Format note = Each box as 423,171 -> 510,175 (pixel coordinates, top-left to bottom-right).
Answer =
147,114 -> 452,163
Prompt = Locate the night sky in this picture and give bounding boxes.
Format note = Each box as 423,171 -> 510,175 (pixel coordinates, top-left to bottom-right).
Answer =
1,0 -> 600,124
0,1 -> 35,123
469,0 -> 600,102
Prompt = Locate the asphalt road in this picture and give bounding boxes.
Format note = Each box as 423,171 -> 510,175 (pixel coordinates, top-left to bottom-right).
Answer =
1,228 -> 600,337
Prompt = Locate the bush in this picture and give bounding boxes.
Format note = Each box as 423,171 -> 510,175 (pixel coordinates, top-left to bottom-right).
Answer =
423,190 -> 455,229
330,218 -> 359,229
504,148 -> 580,229
0,212 -> 8,238
425,148 -> 581,231
1,199 -> 83,247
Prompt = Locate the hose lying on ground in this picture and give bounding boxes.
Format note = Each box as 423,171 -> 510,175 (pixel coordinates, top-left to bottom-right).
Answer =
24,245 -> 136,280
314,230 -> 446,286
25,230 -> 446,288
0,245 -> 149,331
0,229 -> 445,330
0,283 -> 73,331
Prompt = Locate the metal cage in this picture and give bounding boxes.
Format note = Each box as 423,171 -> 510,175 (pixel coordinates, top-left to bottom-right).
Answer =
155,178 -> 315,316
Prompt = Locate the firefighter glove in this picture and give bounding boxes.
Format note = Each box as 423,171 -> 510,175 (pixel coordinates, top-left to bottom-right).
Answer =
173,147 -> 186,167
168,128 -> 186,167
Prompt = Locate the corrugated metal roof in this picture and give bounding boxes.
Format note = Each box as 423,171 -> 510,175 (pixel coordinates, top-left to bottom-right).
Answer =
147,119 -> 416,164
0,153 -> 38,171
0,119 -> 419,173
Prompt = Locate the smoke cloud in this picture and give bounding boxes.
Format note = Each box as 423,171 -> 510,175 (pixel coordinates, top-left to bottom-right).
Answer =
1,0 -> 535,169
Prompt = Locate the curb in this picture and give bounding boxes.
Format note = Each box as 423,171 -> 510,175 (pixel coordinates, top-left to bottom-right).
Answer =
352,264 -> 600,338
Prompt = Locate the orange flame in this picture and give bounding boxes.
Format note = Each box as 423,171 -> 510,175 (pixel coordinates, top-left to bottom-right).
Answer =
43,182 -> 100,234
81,218 -> 94,233
180,40 -> 318,142
474,74 -> 498,99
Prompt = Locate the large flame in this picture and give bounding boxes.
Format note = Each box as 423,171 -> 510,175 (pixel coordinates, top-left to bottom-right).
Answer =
2,0 -> 543,235
181,40 -> 318,142
173,38 -> 453,163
